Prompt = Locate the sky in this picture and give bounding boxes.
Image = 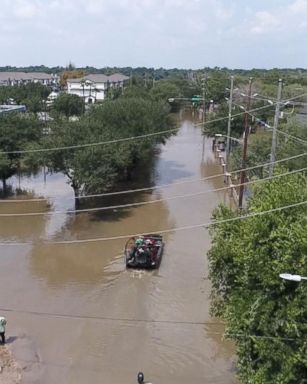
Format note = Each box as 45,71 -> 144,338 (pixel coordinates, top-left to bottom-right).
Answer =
0,0 -> 307,69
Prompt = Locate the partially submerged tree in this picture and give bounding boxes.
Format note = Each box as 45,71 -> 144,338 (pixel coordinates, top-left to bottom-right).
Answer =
0,115 -> 42,193
43,97 -> 173,203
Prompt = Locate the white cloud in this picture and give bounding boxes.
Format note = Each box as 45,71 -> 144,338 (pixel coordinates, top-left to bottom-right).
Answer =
289,0 -> 307,14
250,11 -> 280,34
0,0 -> 307,68
216,7 -> 233,21
85,0 -> 106,15
13,0 -> 41,19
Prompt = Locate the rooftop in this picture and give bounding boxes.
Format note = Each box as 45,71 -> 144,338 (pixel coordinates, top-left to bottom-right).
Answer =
67,73 -> 129,84
0,72 -> 54,81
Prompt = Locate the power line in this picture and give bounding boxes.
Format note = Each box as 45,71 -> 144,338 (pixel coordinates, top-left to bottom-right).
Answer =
1,200 -> 306,246
224,333 -> 306,342
284,92 -> 307,103
244,111 -> 307,146
0,95 -> 304,157
0,306 -> 221,325
0,105 -> 275,155
239,91 -> 307,104
1,152 -> 306,203
275,129 -> 307,145
0,167 -> 306,217
0,127 -> 180,155
0,306 -> 305,342
194,103 -> 275,127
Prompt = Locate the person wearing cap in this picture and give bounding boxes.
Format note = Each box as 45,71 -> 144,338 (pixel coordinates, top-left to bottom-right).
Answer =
135,237 -> 144,247
0,317 -> 7,345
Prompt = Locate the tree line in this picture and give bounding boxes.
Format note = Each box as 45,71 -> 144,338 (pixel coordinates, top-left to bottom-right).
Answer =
205,76 -> 307,384
208,171 -> 307,384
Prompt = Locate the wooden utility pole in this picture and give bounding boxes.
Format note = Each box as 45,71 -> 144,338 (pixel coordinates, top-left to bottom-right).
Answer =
226,76 -> 234,166
201,75 -> 207,160
238,77 -> 253,209
202,75 -> 207,126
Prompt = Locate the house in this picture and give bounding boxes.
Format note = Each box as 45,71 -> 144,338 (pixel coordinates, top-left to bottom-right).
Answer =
0,72 -> 59,86
66,73 -> 129,103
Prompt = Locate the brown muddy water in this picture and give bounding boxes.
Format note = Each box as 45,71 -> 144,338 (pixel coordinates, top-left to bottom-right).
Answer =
0,119 -> 236,384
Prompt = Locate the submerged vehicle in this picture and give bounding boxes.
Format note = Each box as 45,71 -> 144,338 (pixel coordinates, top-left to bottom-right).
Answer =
125,234 -> 164,269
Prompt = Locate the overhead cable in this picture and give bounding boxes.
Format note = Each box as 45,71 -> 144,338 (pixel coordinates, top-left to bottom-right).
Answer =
0,104 -> 274,155
0,167 -> 306,217
0,306 -> 305,342
1,200 -> 306,245
275,129 -> 307,145
1,152 -> 306,203
194,103 -> 275,127
2,167 -> 307,215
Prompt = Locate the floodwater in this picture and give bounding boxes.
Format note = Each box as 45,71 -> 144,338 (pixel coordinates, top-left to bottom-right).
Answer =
0,118 -> 236,384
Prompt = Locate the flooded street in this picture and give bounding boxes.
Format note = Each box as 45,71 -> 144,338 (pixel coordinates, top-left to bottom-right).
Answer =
0,119 -> 236,384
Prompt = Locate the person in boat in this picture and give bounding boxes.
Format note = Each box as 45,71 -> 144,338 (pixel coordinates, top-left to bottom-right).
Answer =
145,238 -> 153,246
145,238 -> 157,262
129,237 -> 145,263
135,236 -> 144,247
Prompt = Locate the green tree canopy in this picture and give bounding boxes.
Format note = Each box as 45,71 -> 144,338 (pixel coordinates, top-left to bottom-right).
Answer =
208,172 -> 307,383
42,97 -> 173,201
0,115 -> 42,193
149,81 -> 182,102
0,83 -> 50,112
53,93 -> 84,118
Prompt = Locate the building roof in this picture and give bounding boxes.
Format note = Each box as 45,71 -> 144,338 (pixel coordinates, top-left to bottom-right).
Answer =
107,73 -> 130,82
0,72 -> 53,81
84,74 -> 109,82
66,73 -> 129,84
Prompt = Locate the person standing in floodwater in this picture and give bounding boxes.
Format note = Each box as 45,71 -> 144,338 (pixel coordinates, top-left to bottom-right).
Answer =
0,317 -> 7,344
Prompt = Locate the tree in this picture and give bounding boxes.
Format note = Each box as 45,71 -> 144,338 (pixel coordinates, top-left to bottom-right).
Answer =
149,80 -> 182,102
0,115 -> 42,193
0,82 -> 49,112
122,85 -> 151,100
228,119 -> 307,177
43,97 -> 173,203
208,172 -> 307,384
204,101 -> 245,138
53,93 -> 84,118
60,70 -> 84,88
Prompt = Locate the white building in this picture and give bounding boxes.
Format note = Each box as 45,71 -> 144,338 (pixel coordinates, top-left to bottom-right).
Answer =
0,72 -> 58,86
66,73 -> 129,103
46,91 -> 59,106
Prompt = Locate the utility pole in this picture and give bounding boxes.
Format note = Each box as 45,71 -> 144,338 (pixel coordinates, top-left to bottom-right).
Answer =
201,75 -> 206,160
269,79 -> 283,178
238,77 -> 253,209
202,75 -> 207,126
226,75 -> 234,165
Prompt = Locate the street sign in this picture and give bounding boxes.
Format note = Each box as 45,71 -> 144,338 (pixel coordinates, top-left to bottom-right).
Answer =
191,95 -> 203,102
